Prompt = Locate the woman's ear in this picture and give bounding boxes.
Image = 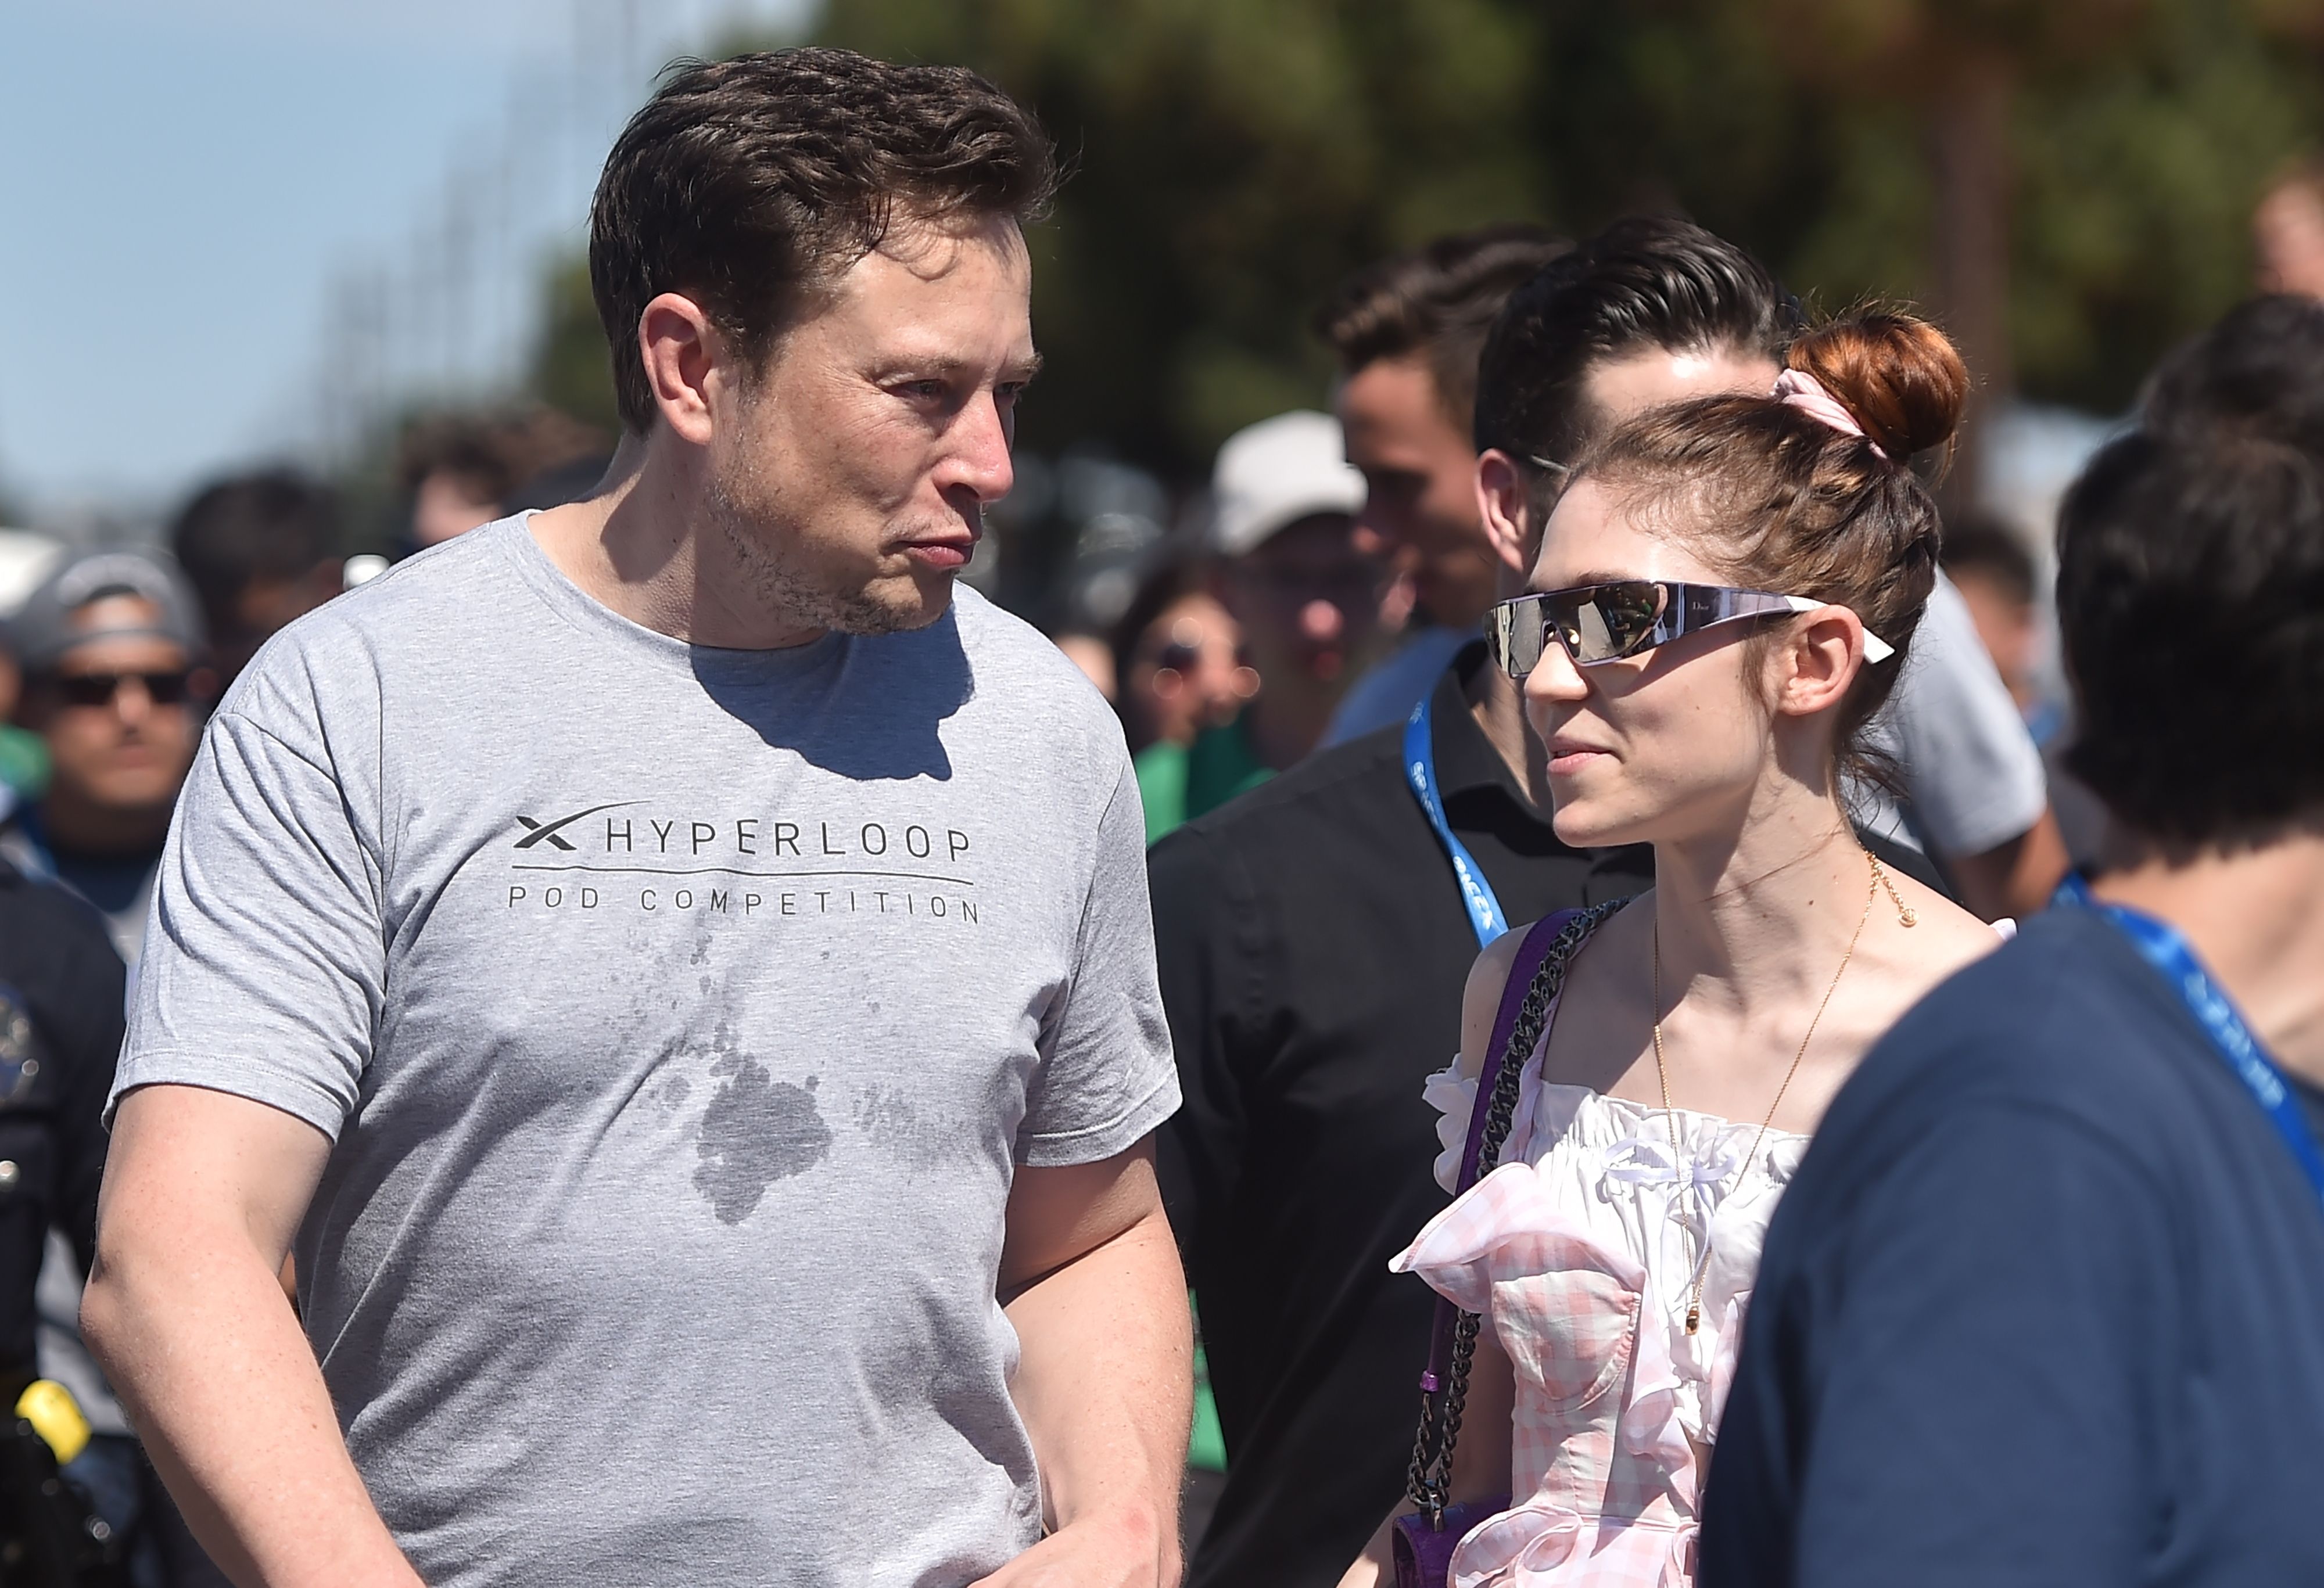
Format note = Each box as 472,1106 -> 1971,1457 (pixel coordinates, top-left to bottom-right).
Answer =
1772,606 -> 1870,720
1475,450 -> 1533,576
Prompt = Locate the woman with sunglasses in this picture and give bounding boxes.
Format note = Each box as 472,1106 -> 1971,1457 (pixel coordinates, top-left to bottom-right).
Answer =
1342,309 -> 2007,1588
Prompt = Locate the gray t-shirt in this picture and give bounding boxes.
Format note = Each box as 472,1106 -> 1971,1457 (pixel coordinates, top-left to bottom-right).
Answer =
114,518 -> 1179,1588
1851,571 -> 2049,858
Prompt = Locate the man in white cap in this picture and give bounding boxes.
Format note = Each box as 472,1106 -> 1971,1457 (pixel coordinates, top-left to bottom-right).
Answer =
1135,410 -> 1383,835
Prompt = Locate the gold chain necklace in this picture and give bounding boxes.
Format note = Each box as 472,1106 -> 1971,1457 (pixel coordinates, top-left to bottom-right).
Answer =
1651,849 -> 1914,1334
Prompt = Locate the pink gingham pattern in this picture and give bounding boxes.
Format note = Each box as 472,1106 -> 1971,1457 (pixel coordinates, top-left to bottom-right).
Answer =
1393,1019 -> 1807,1586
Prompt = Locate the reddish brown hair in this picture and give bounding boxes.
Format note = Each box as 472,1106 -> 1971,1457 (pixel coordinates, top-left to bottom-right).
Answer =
1571,307 -> 1970,786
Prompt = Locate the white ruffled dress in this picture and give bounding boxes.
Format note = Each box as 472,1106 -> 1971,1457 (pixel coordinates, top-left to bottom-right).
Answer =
1390,1030 -> 1805,1587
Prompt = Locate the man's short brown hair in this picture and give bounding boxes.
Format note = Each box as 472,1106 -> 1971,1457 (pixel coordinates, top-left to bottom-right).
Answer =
589,47 -> 1057,434
1312,224 -> 1570,436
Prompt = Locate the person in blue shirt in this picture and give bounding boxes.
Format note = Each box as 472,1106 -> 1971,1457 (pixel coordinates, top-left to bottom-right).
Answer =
1700,296 -> 2324,1588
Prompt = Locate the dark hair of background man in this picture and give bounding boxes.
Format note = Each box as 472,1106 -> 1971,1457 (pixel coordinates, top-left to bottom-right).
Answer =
1312,224 -> 1570,437
1472,214 -> 1799,470
587,46 -> 1059,435
2057,425 -> 2324,850
2143,292 -> 2324,461
1938,512 -> 2038,609
169,472 -> 339,639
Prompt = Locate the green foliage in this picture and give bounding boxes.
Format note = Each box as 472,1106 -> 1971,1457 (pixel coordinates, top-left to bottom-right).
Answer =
525,0 -> 2324,477
530,255 -> 625,439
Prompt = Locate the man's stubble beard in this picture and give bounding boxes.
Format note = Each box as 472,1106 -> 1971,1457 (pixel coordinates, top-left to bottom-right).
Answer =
704,448 -> 948,639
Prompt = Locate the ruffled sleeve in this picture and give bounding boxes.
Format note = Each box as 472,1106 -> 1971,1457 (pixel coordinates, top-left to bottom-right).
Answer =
1421,1043 -> 1547,1195
1422,1055 -> 1475,1195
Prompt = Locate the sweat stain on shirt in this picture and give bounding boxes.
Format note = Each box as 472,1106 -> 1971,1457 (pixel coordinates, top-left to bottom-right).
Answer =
693,1059 -> 832,1222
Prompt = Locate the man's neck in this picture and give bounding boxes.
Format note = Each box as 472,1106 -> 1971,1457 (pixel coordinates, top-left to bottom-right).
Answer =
39,796 -> 168,861
1462,634 -> 1550,810
528,433 -> 826,649
2093,833 -> 2324,1087
1241,684 -> 1336,773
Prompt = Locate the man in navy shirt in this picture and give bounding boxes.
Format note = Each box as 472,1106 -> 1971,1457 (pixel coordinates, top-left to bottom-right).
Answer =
1701,299 -> 2324,1587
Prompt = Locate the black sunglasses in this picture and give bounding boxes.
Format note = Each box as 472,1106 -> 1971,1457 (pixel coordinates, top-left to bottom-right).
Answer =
1486,581 -> 1895,677
45,670 -> 196,709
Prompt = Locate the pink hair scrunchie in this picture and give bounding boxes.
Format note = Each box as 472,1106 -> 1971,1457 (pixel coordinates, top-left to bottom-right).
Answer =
1773,368 -> 1888,461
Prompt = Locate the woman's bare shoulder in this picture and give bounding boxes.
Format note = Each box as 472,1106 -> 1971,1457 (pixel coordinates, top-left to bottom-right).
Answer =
1881,870 -> 2012,990
1456,897 -> 1645,1078
1457,927 -> 1534,1080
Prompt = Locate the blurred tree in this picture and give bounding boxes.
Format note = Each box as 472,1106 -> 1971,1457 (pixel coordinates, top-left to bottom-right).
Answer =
526,0 -> 2324,488
813,0 -> 1552,477
530,256 -> 625,439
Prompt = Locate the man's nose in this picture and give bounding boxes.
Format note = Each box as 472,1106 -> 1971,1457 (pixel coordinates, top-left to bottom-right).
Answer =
945,393 -> 1016,505
113,678 -> 153,726
1299,599 -> 1345,644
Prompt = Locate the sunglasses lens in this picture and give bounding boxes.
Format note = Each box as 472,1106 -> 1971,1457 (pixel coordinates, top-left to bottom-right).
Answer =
1568,583 -> 1667,662
1488,600 -> 1548,678
51,671 -> 193,707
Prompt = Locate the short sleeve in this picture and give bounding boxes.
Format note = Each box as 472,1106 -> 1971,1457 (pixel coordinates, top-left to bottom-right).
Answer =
1877,574 -> 2048,856
112,701 -> 386,1140
1017,760 -> 1179,1167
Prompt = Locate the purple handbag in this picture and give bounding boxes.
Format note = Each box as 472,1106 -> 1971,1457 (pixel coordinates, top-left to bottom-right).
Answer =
1391,904 -> 1618,1588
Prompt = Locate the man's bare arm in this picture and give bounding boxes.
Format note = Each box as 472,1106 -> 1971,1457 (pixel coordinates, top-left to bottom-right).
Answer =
1949,807 -> 2072,922
81,1084 -> 422,1588
977,1136 -> 1191,1588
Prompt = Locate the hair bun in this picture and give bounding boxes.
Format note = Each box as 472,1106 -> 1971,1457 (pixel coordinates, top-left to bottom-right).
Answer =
1786,308 -> 1969,462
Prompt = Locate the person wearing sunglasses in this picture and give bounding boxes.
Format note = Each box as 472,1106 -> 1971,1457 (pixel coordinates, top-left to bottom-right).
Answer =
1342,308 -> 2007,1586
1,549 -> 211,965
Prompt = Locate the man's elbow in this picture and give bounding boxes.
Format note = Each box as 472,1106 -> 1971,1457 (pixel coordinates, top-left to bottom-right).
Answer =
80,1193 -> 220,1381
80,1254 -> 138,1388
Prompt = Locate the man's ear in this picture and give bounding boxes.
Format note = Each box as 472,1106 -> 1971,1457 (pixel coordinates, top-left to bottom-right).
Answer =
1475,450 -> 1532,576
637,292 -> 726,447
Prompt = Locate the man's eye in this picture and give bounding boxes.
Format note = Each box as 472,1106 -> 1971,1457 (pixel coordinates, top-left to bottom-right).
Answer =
892,378 -> 948,401
996,382 -> 1028,406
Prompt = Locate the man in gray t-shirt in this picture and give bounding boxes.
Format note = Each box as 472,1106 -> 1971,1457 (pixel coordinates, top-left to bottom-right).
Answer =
84,51 -> 1189,1588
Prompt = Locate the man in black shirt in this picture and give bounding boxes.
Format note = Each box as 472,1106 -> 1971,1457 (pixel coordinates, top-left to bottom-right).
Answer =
0,858 -> 116,1397
1152,220 -> 1946,1587
0,855 -> 139,1578
1153,642 -> 1647,1583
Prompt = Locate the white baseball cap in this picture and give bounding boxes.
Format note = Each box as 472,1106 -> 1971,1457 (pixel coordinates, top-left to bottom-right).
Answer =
1208,410 -> 1367,558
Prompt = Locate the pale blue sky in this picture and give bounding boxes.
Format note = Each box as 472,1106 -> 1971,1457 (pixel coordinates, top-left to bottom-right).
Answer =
0,0 -> 805,519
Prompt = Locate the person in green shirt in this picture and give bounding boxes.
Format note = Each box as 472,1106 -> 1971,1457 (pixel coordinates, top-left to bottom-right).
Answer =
1115,563 -> 1256,843
1131,411 -> 1389,842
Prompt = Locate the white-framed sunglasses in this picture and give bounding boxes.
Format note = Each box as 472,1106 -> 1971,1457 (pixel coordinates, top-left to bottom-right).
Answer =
1486,580 -> 1896,677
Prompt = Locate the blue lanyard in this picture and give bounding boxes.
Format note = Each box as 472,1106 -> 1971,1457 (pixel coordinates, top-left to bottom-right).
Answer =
2057,875 -> 2324,1209
1404,698 -> 1508,950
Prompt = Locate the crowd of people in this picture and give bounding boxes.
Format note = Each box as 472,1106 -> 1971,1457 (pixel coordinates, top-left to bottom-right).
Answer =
0,41 -> 2317,1588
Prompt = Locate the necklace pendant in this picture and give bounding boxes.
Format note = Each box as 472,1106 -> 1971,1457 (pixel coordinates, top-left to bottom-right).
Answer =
1684,1303 -> 1701,1335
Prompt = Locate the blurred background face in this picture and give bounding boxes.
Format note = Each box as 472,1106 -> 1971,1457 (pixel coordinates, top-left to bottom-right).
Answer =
1523,479 -> 1789,850
2255,177 -> 2324,299
413,468 -> 503,547
1949,563 -> 2042,710
1336,357 -> 1500,628
1124,590 -> 1252,748
1219,512 -> 1386,694
25,597 -> 202,831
